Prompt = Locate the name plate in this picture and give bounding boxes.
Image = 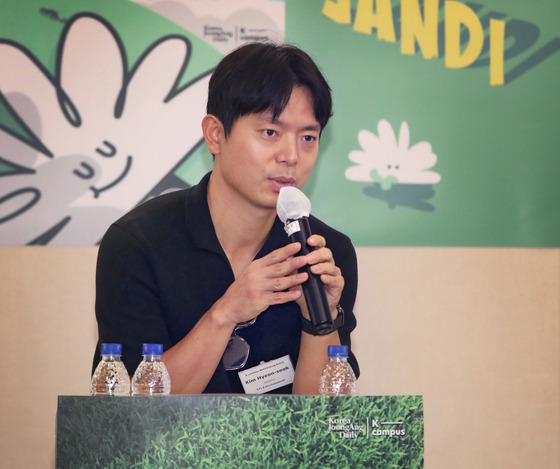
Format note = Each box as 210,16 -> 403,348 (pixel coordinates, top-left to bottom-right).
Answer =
238,355 -> 295,394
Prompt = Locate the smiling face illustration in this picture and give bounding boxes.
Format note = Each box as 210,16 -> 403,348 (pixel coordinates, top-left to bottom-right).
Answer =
77,140 -> 133,199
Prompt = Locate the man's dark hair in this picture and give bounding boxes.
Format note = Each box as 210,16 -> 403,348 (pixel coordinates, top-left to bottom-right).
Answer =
207,42 -> 333,137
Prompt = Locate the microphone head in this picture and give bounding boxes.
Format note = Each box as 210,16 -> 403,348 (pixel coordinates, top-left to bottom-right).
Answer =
276,186 -> 311,224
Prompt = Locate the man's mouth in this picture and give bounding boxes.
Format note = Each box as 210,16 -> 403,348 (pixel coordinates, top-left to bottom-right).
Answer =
270,176 -> 296,189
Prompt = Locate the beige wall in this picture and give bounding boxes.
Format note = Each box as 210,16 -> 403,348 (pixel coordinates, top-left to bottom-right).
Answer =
0,246 -> 558,468
352,248 -> 560,468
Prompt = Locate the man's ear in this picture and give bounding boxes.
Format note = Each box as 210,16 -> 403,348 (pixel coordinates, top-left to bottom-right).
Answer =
202,114 -> 224,156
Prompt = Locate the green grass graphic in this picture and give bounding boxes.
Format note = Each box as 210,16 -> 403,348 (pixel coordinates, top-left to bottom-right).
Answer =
57,395 -> 423,468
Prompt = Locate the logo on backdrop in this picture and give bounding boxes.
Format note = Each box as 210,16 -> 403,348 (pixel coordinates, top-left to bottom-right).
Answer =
132,0 -> 285,55
327,416 -> 406,439
0,13 -> 212,245
345,120 -> 441,211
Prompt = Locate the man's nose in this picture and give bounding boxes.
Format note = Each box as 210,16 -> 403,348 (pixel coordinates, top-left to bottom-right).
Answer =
277,136 -> 298,165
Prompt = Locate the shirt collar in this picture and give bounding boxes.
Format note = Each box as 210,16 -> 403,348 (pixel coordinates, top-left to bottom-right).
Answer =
184,172 -> 224,255
184,171 -> 290,258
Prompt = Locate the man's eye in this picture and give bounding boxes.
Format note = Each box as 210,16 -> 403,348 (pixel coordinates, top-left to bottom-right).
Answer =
264,129 -> 276,137
303,135 -> 317,142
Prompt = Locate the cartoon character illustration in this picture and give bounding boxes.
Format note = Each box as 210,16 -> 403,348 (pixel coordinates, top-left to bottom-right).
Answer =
0,13 -> 213,245
345,119 -> 441,191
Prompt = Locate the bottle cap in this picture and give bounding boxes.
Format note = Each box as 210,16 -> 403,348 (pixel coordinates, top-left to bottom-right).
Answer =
327,345 -> 349,358
142,343 -> 164,356
100,343 -> 122,355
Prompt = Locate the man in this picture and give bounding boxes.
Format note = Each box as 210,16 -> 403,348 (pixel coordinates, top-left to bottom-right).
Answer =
93,42 -> 359,394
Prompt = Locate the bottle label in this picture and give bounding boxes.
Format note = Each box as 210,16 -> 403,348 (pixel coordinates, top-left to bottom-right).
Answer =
238,355 -> 295,394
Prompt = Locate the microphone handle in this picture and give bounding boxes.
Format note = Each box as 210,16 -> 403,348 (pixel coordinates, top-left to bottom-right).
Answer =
286,217 -> 333,335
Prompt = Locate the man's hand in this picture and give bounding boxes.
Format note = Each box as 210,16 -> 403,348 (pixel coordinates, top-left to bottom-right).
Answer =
292,234 -> 344,320
212,242 -> 309,328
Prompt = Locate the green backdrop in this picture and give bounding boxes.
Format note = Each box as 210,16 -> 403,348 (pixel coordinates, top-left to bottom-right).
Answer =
286,0 -> 560,247
1,0 -> 558,246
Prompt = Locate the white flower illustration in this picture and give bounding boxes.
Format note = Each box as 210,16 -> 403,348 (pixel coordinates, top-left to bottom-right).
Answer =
345,120 -> 441,190
0,13 -> 212,245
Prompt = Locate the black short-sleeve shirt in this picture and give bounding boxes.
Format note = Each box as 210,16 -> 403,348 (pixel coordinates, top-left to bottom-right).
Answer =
93,172 -> 359,393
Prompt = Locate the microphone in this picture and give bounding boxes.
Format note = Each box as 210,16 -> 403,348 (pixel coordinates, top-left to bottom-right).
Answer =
277,186 -> 333,335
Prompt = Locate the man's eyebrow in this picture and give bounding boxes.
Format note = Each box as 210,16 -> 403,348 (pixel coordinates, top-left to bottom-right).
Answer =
301,123 -> 322,132
257,114 -> 321,132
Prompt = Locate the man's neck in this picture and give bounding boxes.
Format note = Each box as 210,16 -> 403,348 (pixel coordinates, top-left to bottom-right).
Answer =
207,173 -> 277,277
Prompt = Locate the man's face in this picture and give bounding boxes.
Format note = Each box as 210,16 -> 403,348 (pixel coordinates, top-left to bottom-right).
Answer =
212,86 -> 321,213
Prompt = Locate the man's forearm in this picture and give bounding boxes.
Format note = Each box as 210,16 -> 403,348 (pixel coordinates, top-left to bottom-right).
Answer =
292,330 -> 341,395
162,303 -> 235,394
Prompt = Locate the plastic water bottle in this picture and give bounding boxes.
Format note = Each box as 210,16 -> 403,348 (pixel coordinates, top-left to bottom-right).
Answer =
91,343 -> 131,396
318,345 -> 357,396
131,344 -> 171,395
